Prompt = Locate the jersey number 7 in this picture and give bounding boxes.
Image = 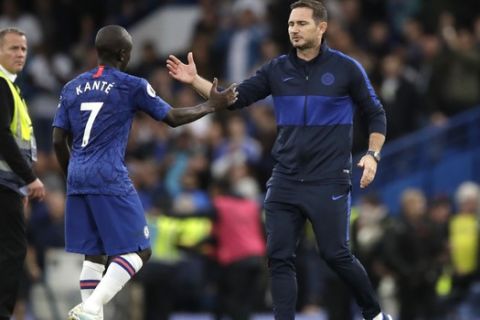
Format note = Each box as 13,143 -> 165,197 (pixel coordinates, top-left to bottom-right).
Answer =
80,102 -> 104,147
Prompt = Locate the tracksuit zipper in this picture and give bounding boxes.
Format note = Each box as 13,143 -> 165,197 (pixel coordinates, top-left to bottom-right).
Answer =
304,71 -> 309,126
299,68 -> 309,182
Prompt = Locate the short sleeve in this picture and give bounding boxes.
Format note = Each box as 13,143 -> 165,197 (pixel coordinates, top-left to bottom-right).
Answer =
52,88 -> 71,131
133,79 -> 172,121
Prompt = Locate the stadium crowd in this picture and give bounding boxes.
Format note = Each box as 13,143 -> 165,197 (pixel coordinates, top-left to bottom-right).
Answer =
4,0 -> 480,319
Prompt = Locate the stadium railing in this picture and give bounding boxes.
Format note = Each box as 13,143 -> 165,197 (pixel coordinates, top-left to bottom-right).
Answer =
352,105 -> 480,214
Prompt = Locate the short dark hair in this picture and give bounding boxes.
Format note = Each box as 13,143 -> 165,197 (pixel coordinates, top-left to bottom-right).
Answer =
95,25 -> 131,60
0,27 -> 25,44
290,0 -> 328,23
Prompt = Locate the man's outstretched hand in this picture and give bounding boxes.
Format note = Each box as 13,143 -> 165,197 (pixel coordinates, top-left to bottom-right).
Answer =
166,52 -> 197,84
208,78 -> 238,110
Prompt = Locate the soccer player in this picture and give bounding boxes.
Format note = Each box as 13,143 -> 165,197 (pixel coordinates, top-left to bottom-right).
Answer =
167,1 -> 392,319
52,25 -> 237,320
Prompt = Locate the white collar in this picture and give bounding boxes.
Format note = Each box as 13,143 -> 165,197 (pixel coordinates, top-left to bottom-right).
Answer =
0,64 -> 17,82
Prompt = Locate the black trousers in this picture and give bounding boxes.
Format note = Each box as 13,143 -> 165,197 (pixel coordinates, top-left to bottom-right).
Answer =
215,256 -> 265,320
0,187 -> 26,320
264,177 -> 381,320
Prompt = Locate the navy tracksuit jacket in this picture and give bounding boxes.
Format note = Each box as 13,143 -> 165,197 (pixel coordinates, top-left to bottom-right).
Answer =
230,41 -> 387,320
230,41 -> 386,184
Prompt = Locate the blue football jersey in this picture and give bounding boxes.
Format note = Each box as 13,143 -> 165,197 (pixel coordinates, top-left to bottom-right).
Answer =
52,65 -> 172,195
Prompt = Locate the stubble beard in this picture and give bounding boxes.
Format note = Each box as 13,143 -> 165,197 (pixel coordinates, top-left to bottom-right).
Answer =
292,38 -> 316,51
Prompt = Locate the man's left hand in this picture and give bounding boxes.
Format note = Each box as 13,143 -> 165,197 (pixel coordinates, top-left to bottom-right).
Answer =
208,78 -> 238,110
357,156 -> 377,189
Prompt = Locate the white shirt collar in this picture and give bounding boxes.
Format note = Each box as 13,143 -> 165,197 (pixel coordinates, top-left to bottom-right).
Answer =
0,64 -> 17,82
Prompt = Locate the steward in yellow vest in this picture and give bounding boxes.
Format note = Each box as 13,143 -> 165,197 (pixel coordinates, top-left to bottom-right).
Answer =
0,27 -> 44,320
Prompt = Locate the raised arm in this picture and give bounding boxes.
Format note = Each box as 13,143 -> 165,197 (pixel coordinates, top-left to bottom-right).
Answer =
166,52 -> 213,99
163,78 -> 237,127
167,52 -> 271,110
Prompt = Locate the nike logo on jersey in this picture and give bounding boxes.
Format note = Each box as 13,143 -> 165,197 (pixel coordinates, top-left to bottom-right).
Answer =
331,194 -> 346,201
282,77 -> 295,82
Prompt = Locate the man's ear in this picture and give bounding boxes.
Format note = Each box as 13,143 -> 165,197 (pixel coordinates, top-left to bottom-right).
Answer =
118,49 -> 126,62
319,21 -> 328,35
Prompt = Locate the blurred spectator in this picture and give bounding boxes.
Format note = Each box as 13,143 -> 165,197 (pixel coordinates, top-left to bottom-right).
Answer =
434,14 -> 480,116
209,178 -> 266,320
365,21 -> 392,60
428,195 -> 453,244
137,206 -> 212,320
384,189 -> 444,320
448,182 -> 480,309
379,53 -> 424,141
171,170 -> 211,216
164,129 -> 198,196
415,33 -> 444,124
227,161 -> 260,201
211,114 -> 262,178
400,17 -> 425,69
213,0 -> 267,82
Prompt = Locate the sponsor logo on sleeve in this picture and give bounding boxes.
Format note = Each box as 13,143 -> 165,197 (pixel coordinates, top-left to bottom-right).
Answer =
146,83 -> 156,97
144,226 -> 150,239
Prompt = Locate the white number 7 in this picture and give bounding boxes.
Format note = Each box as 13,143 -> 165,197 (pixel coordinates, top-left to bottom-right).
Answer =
81,102 -> 103,147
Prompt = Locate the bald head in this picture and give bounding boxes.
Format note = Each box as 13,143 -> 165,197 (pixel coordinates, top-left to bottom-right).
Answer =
95,25 -> 132,70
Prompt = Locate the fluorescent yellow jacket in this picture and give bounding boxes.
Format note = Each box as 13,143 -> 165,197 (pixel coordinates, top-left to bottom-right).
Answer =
0,69 -> 36,193
449,212 -> 478,275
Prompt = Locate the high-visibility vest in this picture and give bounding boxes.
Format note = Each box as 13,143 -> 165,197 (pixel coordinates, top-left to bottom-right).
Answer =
449,213 -> 479,275
0,69 -> 36,194
149,215 -> 212,263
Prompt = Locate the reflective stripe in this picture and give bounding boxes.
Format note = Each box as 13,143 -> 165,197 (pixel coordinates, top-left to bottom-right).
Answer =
0,147 -> 32,173
15,138 -> 30,150
0,160 -> 11,172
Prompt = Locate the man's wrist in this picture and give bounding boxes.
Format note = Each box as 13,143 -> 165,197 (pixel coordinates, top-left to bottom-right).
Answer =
202,101 -> 215,113
191,74 -> 202,86
366,150 -> 381,163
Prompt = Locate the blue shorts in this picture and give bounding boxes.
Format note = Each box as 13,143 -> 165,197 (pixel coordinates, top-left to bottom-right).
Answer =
65,194 -> 151,256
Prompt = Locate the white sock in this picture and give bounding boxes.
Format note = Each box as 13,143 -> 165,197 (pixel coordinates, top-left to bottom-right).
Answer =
83,253 -> 143,315
80,261 -> 105,302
